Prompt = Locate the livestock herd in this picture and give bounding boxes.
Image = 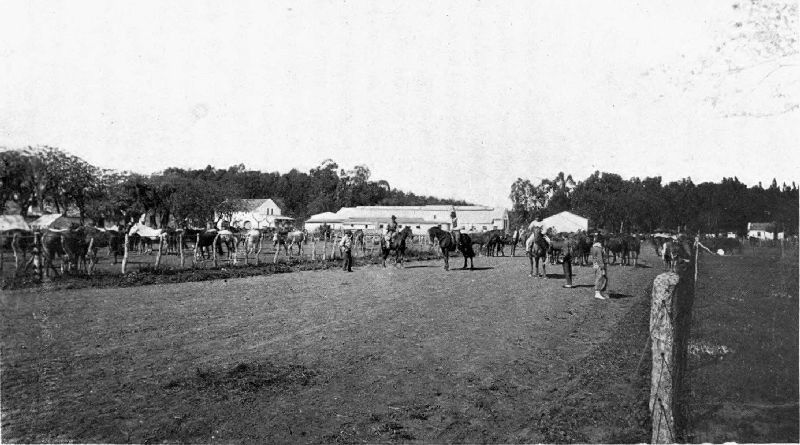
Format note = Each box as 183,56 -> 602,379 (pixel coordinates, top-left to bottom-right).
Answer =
1,219 -> 715,280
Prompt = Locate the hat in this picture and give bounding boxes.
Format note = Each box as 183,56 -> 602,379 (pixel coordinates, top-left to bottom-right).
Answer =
345,230 -> 352,235
391,215 -> 396,219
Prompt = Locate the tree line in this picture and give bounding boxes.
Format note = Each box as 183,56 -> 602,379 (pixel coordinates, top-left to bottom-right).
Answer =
509,171 -> 799,236
0,147 -> 469,228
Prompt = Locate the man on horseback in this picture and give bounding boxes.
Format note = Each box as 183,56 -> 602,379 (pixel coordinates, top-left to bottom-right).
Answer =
384,215 -> 398,248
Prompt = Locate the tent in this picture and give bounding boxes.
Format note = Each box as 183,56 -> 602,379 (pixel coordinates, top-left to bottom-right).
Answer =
29,214 -> 87,230
0,215 -> 30,232
529,211 -> 589,233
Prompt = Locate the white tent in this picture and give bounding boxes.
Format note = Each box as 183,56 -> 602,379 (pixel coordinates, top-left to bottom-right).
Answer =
0,215 -> 30,232
530,211 -> 588,233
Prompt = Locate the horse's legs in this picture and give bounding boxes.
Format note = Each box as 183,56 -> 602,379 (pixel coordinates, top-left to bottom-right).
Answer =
442,247 -> 449,270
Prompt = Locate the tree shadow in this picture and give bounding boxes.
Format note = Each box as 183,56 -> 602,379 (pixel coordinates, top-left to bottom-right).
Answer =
403,264 -> 438,269
608,292 -> 635,299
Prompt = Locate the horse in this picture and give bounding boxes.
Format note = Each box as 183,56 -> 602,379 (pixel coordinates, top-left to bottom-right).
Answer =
428,226 -> 475,270
286,230 -> 307,256
41,227 -> 89,276
661,239 -> 677,271
605,235 -> 629,265
380,226 -> 412,267
525,227 -> 549,278
83,227 -> 124,272
573,231 -> 592,266
624,234 -> 641,267
353,229 -> 366,255
469,229 -> 503,255
128,223 -> 167,255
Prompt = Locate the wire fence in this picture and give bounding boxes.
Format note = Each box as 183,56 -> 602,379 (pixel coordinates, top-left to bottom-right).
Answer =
0,230 -> 441,279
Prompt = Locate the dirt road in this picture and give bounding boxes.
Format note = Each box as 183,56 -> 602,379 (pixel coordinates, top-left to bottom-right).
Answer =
2,251 -> 665,443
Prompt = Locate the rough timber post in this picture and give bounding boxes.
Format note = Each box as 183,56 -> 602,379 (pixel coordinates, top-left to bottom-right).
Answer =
11,232 -> 20,271
194,233 -> 200,268
154,235 -> 164,268
121,233 -> 129,274
255,233 -> 264,265
212,233 -> 220,268
179,233 -> 185,268
650,272 -> 679,444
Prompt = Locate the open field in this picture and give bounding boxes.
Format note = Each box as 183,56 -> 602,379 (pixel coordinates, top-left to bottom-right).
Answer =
3,249 -> 664,443
683,247 -> 799,443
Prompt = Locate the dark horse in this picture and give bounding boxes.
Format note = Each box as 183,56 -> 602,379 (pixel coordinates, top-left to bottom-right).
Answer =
525,227 -> 549,278
428,226 -> 475,270
381,226 -> 413,267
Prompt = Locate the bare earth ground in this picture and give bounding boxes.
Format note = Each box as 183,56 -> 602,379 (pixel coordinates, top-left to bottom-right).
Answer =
683,247 -> 799,443
2,251 -> 664,443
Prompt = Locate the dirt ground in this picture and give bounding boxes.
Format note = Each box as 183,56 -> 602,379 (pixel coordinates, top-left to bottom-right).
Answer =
683,246 -> 799,443
2,250 -> 665,443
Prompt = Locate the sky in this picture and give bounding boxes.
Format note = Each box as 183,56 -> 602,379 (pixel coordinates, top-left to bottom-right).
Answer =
1,0 -> 798,208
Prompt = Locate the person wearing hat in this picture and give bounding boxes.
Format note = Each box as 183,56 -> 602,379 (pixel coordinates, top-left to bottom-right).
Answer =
449,211 -> 459,247
384,215 -> 398,247
340,230 -> 354,272
591,233 -> 608,299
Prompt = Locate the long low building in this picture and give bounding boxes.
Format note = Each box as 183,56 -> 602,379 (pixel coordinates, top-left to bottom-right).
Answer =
305,205 -> 508,233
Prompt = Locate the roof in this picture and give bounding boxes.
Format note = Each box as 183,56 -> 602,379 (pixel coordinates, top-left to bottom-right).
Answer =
748,222 -> 776,232
531,211 -> 589,232
239,199 -> 270,212
29,214 -> 85,229
0,215 -> 30,232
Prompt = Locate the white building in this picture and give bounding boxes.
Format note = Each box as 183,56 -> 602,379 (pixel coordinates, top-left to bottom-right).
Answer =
747,222 -> 784,240
305,205 -> 508,233
216,198 -> 294,229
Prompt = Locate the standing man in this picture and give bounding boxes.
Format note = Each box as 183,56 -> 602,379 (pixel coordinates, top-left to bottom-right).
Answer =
450,210 -> 459,247
562,237 -> 575,288
340,230 -> 353,272
591,233 -> 608,299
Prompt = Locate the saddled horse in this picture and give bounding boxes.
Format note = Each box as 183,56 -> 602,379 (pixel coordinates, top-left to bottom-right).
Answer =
381,226 -> 412,267
428,226 -> 474,270
525,227 -> 549,278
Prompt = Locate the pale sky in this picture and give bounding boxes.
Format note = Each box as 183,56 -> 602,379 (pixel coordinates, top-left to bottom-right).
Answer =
1,0 -> 798,208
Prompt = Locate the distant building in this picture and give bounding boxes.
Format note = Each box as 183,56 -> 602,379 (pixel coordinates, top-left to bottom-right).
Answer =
747,222 -> 784,240
305,205 -> 508,233
216,198 -> 294,229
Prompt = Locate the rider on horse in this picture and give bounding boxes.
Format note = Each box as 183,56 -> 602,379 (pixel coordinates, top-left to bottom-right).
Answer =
450,211 -> 460,248
384,215 -> 398,247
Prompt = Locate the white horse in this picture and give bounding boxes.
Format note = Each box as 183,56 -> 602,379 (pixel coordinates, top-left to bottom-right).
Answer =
128,224 -> 167,254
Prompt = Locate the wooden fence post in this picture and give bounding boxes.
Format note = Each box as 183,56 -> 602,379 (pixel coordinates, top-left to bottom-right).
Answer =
212,233 -> 219,268
154,236 -> 164,269
179,233 -> 185,268
86,237 -> 95,274
121,233 -> 129,274
194,234 -> 200,268
311,238 -> 316,261
11,232 -> 20,271
650,272 -> 679,444
255,233 -> 263,265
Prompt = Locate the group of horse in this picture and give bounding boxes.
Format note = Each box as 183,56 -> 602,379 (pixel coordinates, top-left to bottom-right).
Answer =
1,223 -> 321,278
